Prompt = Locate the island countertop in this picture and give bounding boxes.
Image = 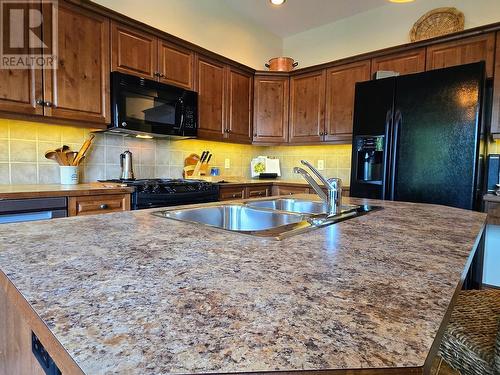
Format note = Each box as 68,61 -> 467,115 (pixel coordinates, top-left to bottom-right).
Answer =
0,195 -> 486,374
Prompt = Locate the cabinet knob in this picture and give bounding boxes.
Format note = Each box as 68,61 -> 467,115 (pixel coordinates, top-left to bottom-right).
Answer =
45,101 -> 53,107
35,99 -> 44,106
99,204 -> 108,209
324,131 -> 328,135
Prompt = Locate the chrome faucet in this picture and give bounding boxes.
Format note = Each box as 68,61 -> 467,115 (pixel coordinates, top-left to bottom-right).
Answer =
293,160 -> 342,216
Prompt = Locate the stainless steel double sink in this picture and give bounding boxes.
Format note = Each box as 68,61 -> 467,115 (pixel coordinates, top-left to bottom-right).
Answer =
153,197 -> 379,240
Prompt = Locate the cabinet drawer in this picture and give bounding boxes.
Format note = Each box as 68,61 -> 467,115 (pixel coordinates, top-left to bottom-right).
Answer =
68,194 -> 131,216
219,187 -> 246,201
246,186 -> 271,198
273,185 -> 310,196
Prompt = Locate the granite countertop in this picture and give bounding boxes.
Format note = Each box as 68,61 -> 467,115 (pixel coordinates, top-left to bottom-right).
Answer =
0,183 -> 135,199
0,195 -> 486,374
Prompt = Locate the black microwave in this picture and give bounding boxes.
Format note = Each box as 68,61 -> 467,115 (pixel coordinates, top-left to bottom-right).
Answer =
109,72 -> 197,138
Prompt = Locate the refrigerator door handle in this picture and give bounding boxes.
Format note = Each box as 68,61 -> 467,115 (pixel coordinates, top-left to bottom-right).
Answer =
384,109 -> 393,199
389,109 -> 402,200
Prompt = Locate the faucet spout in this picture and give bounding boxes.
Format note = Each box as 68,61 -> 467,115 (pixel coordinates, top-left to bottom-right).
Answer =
293,160 -> 343,216
293,167 -> 327,201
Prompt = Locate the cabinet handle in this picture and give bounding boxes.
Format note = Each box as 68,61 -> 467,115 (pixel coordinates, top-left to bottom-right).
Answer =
324,131 -> 328,135
45,101 -> 53,108
99,204 -> 108,209
35,99 -> 44,106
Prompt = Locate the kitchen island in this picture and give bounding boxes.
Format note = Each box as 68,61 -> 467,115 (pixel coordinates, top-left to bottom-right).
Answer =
0,195 -> 486,375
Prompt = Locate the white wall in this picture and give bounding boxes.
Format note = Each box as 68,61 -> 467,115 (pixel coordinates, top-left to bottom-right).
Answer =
93,0 -> 283,70
283,0 -> 500,68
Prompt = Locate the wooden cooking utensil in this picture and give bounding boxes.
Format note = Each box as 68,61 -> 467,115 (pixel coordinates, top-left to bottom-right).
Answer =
55,145 -> 70,165
72,134 -> 95,166
65,151 -> 78,165
45,150 -> 64,166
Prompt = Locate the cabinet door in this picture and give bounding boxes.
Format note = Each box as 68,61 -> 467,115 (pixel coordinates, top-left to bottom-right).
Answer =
0,2 -> 42,116
426,33 -> 495,78
289,70 -> 326,143
491,31 -> 500,135
371,48 -> 426,76
324,60 -> 371,142
158,40 -> 194,89
253,75 -> 289,143
43,2 -> 110,124
226,68 -> 253,143
196,56 -> 225,141
111,22 -> 157,79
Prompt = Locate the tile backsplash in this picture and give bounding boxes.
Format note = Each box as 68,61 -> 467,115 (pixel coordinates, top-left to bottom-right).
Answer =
0,120 -> 354,185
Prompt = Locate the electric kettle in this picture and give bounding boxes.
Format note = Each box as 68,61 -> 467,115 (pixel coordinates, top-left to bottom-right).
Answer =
120,150 -> 135,180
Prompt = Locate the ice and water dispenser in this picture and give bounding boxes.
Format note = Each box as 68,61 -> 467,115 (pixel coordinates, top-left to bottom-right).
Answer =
354,136 -> 384,184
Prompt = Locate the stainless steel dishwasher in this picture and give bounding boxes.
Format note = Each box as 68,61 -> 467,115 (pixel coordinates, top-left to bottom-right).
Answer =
0,197 -> 67,224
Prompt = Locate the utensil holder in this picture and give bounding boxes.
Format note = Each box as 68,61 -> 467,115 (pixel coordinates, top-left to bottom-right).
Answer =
60,166 -> 79,185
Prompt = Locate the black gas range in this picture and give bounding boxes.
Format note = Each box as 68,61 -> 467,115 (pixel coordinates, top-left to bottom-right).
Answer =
102,179 -> 219,210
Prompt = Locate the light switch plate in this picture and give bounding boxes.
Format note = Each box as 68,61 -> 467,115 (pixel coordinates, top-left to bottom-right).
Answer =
224,158 -> 231,169
317,160 -> 325,171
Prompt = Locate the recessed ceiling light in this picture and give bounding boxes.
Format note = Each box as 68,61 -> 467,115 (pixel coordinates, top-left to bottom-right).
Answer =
269,0 -> 286,6
388,0 -> 415,3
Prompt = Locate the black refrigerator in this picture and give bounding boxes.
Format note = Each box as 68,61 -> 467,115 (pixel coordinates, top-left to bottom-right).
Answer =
349,62 -> 486,210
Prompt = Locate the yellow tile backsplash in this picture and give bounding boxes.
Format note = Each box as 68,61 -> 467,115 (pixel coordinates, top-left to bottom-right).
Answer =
3,118 -> 497,186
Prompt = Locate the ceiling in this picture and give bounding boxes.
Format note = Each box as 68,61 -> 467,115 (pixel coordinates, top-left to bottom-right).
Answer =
223,0 -> 389,38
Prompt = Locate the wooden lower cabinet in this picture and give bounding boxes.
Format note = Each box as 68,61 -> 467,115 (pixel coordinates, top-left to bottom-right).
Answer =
219,186 -> 246,201
0,286 -> 46,375
68,194 -> 131,216
272,185 -> 310,196
245,185 -> 271,198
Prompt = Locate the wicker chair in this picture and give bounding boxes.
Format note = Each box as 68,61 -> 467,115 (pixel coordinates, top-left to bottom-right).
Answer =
438,289 -> 500,375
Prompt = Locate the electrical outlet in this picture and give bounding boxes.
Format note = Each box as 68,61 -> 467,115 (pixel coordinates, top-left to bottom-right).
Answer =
224,158 -> 231,169
317,160 -> 325,171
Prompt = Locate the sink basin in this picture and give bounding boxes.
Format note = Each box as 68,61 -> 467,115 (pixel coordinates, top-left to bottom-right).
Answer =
153,204 -> 306,232
246,198 -> 359,215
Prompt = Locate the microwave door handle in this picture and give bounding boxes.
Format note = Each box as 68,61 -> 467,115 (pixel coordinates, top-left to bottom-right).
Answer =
178,112 -> 184,133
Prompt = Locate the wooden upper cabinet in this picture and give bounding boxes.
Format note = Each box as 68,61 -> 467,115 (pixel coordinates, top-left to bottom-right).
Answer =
196,56 -> 226,141
111,22 -> 157,79
289,70 -> 326,143
491,31 -> 500,135
371,48 -> 426,76
43,2 -> 110,124
426,33 -> 496,77
158,40 -> 194,90
0,2 -> 42,116
324,60 -> 371,142
253,75 -> 289,144
226,68 -> 253,143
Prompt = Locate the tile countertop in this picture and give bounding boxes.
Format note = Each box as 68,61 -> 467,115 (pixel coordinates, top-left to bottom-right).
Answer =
0,183 -> 135,199
0,195 -> 486,374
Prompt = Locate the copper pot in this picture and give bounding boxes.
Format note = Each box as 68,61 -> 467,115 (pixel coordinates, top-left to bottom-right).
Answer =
265,57 -> 298,71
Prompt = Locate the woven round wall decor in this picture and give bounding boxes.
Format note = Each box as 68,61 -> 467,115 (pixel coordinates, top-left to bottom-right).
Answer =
410,7 -> 464,42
